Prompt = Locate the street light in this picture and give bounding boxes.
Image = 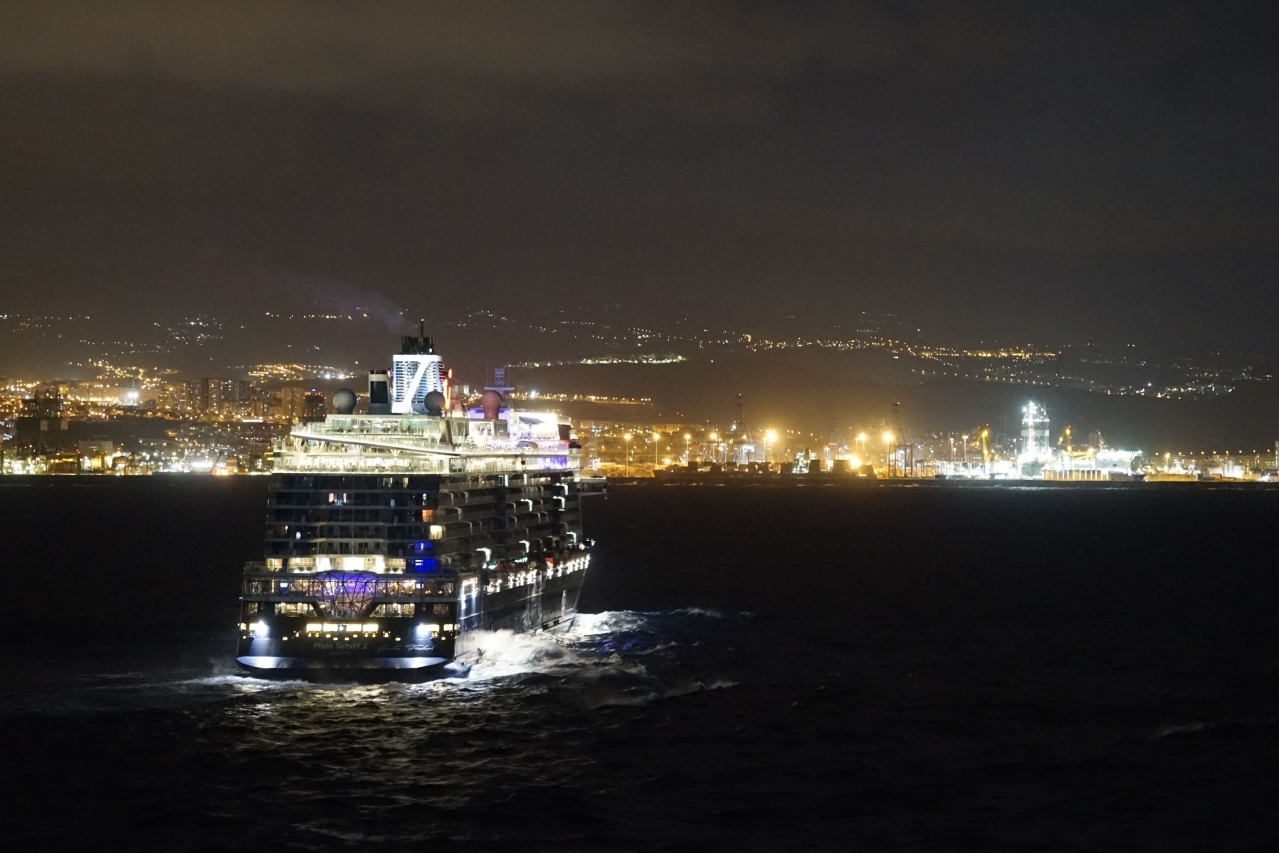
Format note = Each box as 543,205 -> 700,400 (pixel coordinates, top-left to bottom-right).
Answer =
764,429 -> 777,464
623,432 -> 632,477
653,431 -> 661,471
684,432 -> 691,463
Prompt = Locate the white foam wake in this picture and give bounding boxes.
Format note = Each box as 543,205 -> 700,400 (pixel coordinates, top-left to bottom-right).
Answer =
450,628 -> 589,681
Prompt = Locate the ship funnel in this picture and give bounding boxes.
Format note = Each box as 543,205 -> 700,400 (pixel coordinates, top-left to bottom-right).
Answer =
400,320 -> 434,355
480,389 -> 503,419
367,371 -> 391,415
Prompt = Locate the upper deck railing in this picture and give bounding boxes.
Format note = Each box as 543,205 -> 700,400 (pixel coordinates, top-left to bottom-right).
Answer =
273,413 -> 581,474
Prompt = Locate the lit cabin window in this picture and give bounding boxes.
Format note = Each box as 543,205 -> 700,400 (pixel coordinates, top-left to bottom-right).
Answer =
429,524 -> 445,540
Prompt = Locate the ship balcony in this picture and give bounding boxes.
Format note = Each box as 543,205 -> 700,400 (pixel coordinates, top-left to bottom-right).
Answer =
437,493 -> 499,508
435,506 -> 499,523
436,518 -> 505,540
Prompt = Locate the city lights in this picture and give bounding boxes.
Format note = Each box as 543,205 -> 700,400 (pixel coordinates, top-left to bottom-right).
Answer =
0,310 -> 1272,483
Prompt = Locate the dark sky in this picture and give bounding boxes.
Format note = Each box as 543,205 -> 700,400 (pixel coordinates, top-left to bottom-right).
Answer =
2,2 -> 1277,348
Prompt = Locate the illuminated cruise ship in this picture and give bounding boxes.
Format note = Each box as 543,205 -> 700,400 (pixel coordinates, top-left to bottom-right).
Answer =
236,329 -> 605,681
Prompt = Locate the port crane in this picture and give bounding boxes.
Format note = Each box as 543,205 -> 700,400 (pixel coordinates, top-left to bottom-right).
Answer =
1057,425 -> 1073,452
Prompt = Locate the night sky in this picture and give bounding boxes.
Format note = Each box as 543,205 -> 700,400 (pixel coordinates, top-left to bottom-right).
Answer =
2,2 -> 1277,348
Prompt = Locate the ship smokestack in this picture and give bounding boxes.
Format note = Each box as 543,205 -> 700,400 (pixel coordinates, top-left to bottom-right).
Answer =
367,371 -> 390,414
400,320 -> 434,355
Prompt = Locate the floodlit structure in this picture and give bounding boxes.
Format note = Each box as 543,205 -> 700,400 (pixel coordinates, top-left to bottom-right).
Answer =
727,393 -> 758,464
1017,402 -> 1052,468
700,394 -> 761,465
1044,448 -> 1142,480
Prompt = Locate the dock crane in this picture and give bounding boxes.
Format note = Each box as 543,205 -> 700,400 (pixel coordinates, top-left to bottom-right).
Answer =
889,401 -> 914,477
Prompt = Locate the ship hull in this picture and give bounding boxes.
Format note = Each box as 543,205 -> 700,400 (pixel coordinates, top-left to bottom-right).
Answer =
236,558 -> 589,683
235,655 -> 455,684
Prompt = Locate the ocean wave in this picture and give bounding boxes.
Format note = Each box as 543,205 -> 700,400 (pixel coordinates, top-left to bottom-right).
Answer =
184,673 -> 313,691
570,610 -> 653,636
447,628 -> 613,682
1151,719 -> 1214,739
581,677 -> 738,709
667,607 -> 724,619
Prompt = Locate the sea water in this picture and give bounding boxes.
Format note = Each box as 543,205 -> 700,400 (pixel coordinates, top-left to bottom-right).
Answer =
1,478 -> 1277,851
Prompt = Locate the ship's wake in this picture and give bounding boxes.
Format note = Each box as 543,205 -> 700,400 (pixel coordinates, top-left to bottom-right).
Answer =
0,609 -> 737,716
420,609 -> 736,708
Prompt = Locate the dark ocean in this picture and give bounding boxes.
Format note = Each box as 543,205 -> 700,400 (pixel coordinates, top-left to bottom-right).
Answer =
1,478 -> 1278,852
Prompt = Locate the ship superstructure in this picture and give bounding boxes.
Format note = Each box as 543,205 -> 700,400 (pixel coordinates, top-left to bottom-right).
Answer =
236,332 -> 604,681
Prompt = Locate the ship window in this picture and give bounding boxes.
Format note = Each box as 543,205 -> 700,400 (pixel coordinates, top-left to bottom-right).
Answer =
429,524 -> 444,540
432,604 -> 450,615
370,603 -> 415,617
421,509 -> 435,522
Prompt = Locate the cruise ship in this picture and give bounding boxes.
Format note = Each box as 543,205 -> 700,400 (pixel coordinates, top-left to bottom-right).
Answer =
236,330 -> 605,681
